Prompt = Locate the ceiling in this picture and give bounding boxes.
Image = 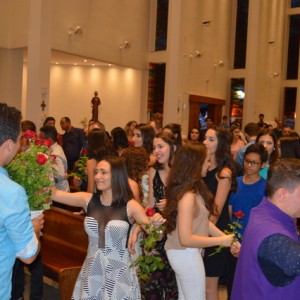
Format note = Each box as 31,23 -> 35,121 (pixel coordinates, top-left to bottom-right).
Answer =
51,50 -> 112,67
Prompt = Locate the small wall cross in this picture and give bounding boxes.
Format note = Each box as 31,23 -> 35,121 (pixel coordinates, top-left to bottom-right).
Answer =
41,100 -> 46,111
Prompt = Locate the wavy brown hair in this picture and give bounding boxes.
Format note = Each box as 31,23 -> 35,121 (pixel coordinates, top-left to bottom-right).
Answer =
121,147 -> 149,201
164,143 -> 214,234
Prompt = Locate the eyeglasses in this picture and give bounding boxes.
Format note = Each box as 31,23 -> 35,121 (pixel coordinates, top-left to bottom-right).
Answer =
243,158 -> 262,166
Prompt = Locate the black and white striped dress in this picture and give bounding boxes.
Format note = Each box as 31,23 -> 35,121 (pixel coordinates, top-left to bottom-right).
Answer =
72,194 -> 140,300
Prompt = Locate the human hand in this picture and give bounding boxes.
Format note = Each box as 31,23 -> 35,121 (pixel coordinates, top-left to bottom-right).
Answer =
220,234 -> 235,247
73,176 -> 82,188
156,198 -> 167,212
32,213 -> 44,237
230,241 -> 241,257
150,212 -> 166,227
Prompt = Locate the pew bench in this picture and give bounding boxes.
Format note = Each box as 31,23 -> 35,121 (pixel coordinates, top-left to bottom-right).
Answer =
41,206 -> 88,300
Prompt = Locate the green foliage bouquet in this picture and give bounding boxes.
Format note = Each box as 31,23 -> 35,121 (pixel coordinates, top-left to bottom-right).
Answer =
69,155 -> 88,181
6,130 -> 55,210
131,208 -> 166,282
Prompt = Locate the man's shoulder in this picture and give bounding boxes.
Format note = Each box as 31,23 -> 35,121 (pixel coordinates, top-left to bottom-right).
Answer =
72,126 -> 84,132
0,171 -> 24,195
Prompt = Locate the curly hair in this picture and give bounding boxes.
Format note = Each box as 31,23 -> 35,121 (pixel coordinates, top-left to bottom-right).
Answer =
164,143 -> 214,234
121,147 -> 149,200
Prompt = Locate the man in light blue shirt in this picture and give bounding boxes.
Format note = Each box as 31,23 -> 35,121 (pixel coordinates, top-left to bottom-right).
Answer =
0,103 -> 43,299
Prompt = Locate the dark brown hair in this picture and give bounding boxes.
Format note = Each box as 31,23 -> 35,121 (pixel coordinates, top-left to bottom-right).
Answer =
164,143 -> 214,234
100,156 -> 134,207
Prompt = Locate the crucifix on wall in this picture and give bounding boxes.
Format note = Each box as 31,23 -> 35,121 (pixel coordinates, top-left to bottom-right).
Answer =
41,88 -> 48,112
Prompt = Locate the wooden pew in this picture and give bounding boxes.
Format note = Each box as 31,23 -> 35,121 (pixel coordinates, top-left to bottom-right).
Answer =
41,206 -> 88,300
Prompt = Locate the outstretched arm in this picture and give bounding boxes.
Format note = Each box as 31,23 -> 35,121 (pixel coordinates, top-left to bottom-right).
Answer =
51,187 -> 91,209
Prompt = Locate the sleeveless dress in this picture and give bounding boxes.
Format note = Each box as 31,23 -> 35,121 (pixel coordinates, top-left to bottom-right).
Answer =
140,170 -> 178,299
72,193 -> 141,300
203,167 -> 231,277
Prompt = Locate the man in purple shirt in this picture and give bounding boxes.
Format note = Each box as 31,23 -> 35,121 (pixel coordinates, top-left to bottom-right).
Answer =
232,158 -> 300,300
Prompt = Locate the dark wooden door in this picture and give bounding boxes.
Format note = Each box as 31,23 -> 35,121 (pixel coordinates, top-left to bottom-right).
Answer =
188,95 -> 226,131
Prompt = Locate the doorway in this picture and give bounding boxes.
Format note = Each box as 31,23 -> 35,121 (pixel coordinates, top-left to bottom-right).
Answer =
188,95 -> 225,131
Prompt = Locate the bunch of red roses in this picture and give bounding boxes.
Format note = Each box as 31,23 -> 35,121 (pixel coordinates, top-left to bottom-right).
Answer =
6,130 -> 55,210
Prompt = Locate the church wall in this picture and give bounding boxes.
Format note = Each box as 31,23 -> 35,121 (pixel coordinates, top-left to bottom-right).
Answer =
49,64 -> 144,133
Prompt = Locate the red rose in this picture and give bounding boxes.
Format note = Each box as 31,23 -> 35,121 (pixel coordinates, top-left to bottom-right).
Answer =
23,130 -> 36,140
233,210 -> 245,219
146,207 -> 156,217
37,153 -> 48,165
35,139 -> 44,146
43,139 -> 52,148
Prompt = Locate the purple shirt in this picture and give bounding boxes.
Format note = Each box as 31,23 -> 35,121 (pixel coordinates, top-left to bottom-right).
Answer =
232,197 -> 300,300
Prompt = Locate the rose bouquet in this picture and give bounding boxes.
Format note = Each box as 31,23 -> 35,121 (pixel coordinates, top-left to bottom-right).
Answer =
131,207 -> 166,282
209,210 -> 244,256
6,130 -> 55,211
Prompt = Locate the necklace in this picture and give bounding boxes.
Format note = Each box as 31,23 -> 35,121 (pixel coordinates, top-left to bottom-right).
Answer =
100,195 -> 111,206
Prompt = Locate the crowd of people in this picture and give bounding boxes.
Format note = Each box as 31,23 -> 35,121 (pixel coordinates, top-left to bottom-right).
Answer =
1,102 -> 300,300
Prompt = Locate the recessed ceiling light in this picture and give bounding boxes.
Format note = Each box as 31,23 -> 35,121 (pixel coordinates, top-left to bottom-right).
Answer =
74,63 -> 78,66
92,64 -> 95,66
108,64 -> 112,67
84,59 -> 87,62
55,62 -> 59,65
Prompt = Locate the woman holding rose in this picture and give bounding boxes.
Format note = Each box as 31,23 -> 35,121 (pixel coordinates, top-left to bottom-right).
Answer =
164,143 -> 234,299
51,156 -> 165,300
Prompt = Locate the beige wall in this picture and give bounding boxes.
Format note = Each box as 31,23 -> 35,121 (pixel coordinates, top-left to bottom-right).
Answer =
49,64 -> 144,133
1,0 -> 300,135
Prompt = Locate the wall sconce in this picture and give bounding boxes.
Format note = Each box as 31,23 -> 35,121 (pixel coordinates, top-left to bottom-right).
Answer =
214,60 -> 224,67
119,41 -> 131,50
190,50 -> 202,58
202,20 -> 212,27
68,25 -> 83,36
269,72 -> 279,78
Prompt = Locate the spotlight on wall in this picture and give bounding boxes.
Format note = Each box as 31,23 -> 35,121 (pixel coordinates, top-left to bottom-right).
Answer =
119,41 -> 131,50
269,72 -> 279,78
214,60 -> 224,67
68,25 -> 83,36
202,20 -> 212,27
189,50 -> 202,58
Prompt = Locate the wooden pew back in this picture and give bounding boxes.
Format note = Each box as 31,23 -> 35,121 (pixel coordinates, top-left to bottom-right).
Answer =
41,206 -> 88,299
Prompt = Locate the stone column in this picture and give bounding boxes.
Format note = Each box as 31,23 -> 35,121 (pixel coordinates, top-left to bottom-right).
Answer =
24,0 -> 52,128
